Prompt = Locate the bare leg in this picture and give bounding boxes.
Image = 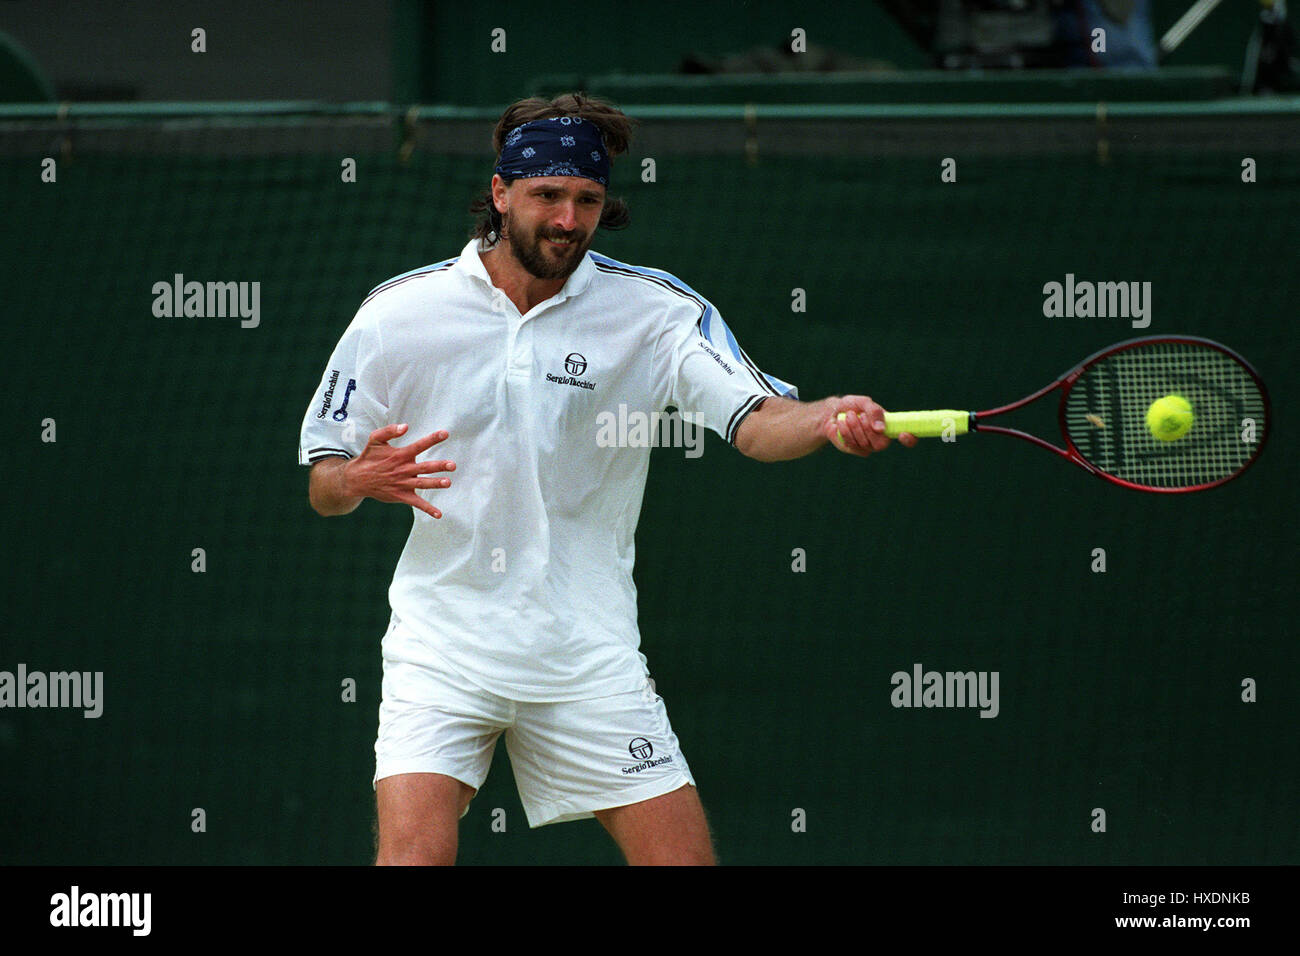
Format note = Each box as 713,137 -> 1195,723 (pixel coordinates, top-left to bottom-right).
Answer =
374,772 -> 475,866
593,783 -> 716,866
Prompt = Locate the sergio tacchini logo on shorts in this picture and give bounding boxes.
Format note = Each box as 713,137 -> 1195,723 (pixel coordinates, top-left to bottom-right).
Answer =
622,737 -> 674,774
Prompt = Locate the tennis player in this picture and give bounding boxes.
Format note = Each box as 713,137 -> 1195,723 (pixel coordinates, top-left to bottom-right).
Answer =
299,93 -> 915,866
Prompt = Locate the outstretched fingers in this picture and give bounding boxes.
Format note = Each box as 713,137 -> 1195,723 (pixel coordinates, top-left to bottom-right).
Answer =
402,429 -> 451,458
410,458 -> 456,475
402,492 -> 443,520
367,423 -> 411,447
360,424 -> 456,518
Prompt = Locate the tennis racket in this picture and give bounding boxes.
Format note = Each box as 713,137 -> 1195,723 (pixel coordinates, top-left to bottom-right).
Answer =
875,335 -> 1270,493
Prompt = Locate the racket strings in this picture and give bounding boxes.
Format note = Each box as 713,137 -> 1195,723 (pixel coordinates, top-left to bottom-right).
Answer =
1064,342 -> 1267,490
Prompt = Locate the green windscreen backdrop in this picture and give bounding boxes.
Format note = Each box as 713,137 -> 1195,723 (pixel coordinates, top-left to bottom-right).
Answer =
1,102 -> 1296,864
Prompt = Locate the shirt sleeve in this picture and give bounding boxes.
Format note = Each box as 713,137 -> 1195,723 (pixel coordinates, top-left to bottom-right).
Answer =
297,316 -> 390,465
661,297 -> 798,446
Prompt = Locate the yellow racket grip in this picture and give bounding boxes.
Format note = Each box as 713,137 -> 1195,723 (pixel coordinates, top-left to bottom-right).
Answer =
882,410 -> 970,439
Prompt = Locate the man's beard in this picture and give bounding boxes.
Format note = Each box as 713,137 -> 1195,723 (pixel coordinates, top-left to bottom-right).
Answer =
501,214 -> 591,280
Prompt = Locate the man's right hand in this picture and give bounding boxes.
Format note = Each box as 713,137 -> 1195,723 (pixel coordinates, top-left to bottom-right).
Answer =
310,424 -> 455,519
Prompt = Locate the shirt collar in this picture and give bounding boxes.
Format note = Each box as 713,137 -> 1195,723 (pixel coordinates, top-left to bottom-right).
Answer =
457,238 -> 596,303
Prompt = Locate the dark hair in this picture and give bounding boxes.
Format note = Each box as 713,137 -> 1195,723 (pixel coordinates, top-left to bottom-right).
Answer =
469,92 -> 636,244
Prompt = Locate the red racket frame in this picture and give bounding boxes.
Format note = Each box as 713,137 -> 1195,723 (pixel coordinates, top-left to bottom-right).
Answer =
967,335 -> 1271,493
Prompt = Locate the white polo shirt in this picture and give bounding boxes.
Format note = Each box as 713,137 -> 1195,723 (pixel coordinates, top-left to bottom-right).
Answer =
298,239 -> 797,701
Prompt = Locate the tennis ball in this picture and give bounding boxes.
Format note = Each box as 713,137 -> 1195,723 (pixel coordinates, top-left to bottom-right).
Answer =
1146,394 -> 1194,441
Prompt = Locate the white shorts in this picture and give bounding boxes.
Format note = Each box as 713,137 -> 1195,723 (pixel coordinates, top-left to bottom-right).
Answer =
374,630 -> 696,828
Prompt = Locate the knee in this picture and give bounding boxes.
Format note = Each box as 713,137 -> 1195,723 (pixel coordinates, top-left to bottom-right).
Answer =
631,843 -> 716,866
375,844 -> 456,866
375,833 -> 457,866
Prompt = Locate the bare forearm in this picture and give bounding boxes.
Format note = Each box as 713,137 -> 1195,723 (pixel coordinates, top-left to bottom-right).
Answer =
309,457 -> 363,516
734,396 -> 837,462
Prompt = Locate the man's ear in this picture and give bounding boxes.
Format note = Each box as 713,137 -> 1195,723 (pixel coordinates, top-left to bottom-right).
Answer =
491,174 -> 509,214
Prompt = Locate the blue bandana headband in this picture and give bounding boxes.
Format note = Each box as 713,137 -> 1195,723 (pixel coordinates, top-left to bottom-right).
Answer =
494,117 -> 610,186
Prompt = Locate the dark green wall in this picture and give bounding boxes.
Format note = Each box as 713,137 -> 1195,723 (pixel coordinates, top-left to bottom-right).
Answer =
397,0 -> 1267,106
1,114 -> 1296,864
398,0 -> 928,105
